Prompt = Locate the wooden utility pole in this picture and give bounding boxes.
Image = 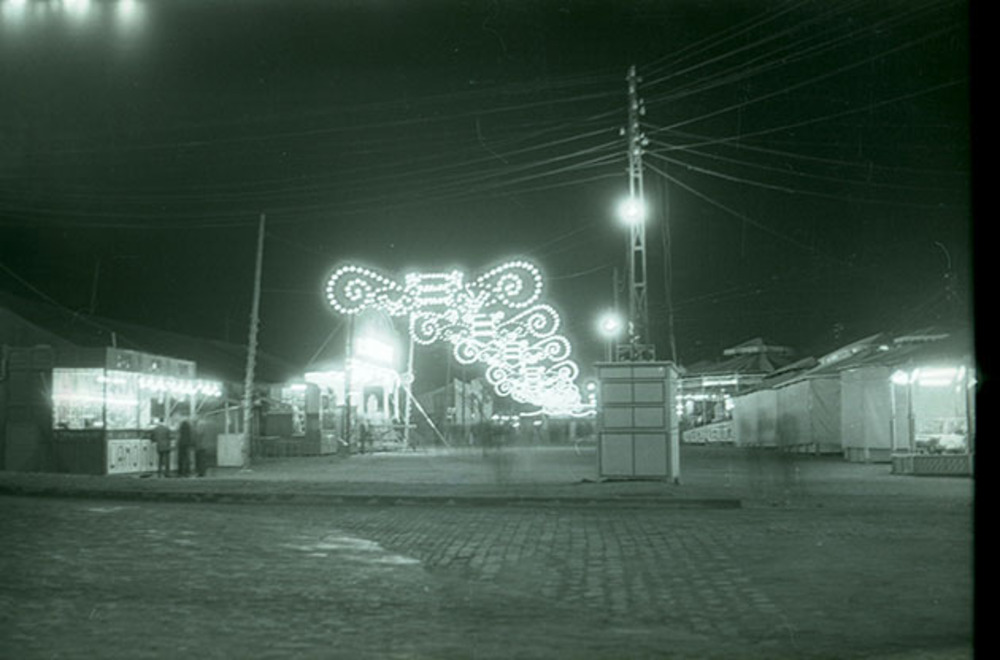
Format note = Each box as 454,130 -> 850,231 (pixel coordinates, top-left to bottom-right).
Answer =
343,315 -> 354,454
659,175 -> 679,364
242,213 -> 266,468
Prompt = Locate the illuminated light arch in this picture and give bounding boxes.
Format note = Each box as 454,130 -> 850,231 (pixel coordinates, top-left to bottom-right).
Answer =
324,260 -> 584,415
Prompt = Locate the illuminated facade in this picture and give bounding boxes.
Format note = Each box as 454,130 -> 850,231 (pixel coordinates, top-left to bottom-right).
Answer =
325,260 -> 584,415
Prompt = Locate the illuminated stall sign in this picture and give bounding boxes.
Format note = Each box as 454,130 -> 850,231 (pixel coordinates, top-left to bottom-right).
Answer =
52,348 -> 223,431
325,260 -> 584,415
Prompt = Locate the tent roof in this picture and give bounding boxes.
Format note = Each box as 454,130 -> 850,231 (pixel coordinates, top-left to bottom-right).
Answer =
813,327 -> 973,374
685,337 -> 797,377
757,356 -> 821,388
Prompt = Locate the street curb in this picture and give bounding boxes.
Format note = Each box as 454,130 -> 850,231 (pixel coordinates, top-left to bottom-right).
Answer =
0,484 -> 742,509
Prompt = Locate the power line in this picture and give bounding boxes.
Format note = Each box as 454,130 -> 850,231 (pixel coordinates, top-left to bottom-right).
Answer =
647,138 -> 962,193
645,77 -> 966,164
645,149 -> 958,209
650,24 -> 961,135
644,160 -> 853,268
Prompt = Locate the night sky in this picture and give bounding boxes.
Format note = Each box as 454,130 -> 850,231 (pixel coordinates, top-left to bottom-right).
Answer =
0,0 -> 972,385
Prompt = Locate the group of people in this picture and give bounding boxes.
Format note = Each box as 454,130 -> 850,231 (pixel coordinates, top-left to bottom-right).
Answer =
151,416 -> 208,478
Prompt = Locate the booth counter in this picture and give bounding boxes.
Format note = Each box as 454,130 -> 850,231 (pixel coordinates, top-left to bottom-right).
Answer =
45,348 -> 220,475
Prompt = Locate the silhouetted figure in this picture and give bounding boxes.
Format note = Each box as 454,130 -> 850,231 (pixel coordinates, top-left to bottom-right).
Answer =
194,418 -> 210,477
152,418 -> 171,477
178,419 -> 194,477
359,420 -> 372,454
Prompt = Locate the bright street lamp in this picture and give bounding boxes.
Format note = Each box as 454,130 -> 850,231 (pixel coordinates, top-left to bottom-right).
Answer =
617,197 -> 646,225
597,311 -> 623,361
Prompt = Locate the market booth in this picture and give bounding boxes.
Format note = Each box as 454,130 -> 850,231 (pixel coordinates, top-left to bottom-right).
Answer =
730,355 -> 840,454
887,337 -> 975,476
49,347 -> 221,475
256,355 -> 405,457
678,338 -> 796,446
732,388 -> 779,448
840,364 -> 894,462
835,331 -> 974,473
773,372 -> 841,454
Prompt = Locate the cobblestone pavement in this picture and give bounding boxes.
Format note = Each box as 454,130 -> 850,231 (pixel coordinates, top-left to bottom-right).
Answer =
0,477 -> 973,660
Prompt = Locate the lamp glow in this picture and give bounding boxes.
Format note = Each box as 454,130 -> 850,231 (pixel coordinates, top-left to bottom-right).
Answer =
618,197 -> 645,225
598,312 -> 623,338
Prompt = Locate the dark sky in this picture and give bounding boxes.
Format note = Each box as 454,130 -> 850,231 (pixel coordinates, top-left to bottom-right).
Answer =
0,0 -> 972,383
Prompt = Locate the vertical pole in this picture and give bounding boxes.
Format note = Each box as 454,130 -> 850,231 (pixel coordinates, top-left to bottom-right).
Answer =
624,64 -> 650,357
660,174 -> 678,364
344,315 -> 354,454
963,367 -> 974,455
612,267 -> 620,362
889,379 -> 898,453
445,346 -> 452,443
907,370 -> 915,454
101,364 -> 108,474
242,213 -> 266,469
403,329 -> 415,449
89,257 -> 101,315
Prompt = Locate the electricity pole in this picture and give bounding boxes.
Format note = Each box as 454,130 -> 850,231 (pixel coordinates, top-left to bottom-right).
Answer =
623,65 -> 654,361
343,315 -> 354,455
242,213 -> 266,468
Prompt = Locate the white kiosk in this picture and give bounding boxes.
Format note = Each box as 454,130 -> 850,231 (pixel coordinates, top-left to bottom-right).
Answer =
596,361 -> 680,482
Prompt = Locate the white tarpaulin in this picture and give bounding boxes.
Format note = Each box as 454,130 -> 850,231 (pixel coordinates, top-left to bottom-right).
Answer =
775,376 -> 841,453
840,366 -> 893,461
733,388 -> 778,447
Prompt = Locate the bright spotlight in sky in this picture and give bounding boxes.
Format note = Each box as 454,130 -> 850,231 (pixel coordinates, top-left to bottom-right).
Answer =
2,0 -> 28,26
63,0 -> 92,23
115,0 -> 146,35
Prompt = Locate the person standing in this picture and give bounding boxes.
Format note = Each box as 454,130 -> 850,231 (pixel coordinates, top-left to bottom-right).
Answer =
178,419 -> 194,477
359,420 -> 372,454
193,417 -> 210,477
152,418 -> 172,478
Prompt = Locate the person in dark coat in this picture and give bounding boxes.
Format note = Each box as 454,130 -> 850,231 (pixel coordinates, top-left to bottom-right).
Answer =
177,419 -> 194,477
359,420 -> 372,454
152,418 -> 172,477
193,418 -> 210,477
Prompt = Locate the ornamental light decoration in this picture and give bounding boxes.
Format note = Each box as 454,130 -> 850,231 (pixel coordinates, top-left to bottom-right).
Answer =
324,260 -> 584,415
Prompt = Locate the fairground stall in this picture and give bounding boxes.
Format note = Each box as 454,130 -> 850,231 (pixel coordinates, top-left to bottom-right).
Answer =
50,347 -> 221,475
261,354 -> 405,456
732,387 -> 779,448
679,338 -> 795,445
815,329 -> 974,471
731,357 -> 816,449
884,332 -> 975,476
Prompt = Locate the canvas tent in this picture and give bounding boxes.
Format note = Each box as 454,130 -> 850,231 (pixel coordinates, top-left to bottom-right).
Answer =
833,330 -> 974,464
768,334 -> 898,455
732,357 -> 817,450
885,332 -> 974,452
681,337 -> 795,443
773,374 -> 841,453
732,388 -> 778,448
840,364 -> 895,462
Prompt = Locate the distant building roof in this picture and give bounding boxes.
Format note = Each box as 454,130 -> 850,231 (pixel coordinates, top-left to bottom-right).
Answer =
816,333 -> 888,368
722,337 -> 795,357
685,337 -> 797,378
1,291 -> 297,383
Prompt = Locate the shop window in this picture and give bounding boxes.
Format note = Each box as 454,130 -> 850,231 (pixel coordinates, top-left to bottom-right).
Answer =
52,369 -> 143,430
53,369 -> 106,430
